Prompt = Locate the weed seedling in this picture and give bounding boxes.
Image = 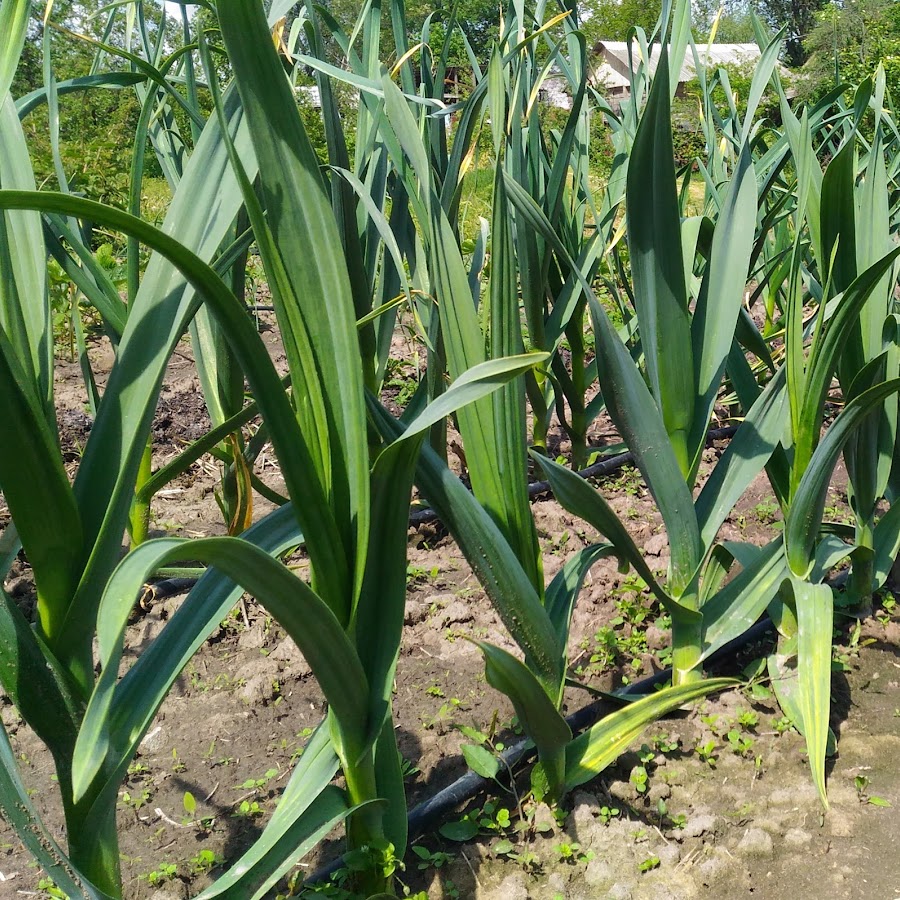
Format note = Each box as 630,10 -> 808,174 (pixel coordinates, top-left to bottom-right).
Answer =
598,805 -> 620,825
37,878 -> 68,899
854,774 -> 892,807
143,862 -> 177,885
876,594 -> 897,626
726,729 -> 755,757
237,767 -> 278,791
422,698 -> 462,730
695,740 -> 718,768
772,715 -> 793,734
555,841 -> 593,864
171,748 -> 186,773
638,856 -> 661,873
188,849 -> 225,875
233,799 -> 264,818
410,846 -> 454,871
120,788 -> 152,810
752,499 -> 779,524
652,734 -> 680,755
343,839 -> 403,884
630,765 -> 649,794
493,839 -> 541,873
439,801 -> 511,842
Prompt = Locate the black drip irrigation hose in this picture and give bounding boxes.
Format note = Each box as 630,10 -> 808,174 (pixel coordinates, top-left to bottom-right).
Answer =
409,424 -> 739,529
136,420 -> 752,880
144,424 -> 740,602
305,616 -> 776,885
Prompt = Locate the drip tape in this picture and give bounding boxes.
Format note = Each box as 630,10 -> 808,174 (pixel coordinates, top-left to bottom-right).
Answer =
136,420 -> 776,886
410,424 -> 739,528
305,616 -> 775,884
144,424 -> 739,603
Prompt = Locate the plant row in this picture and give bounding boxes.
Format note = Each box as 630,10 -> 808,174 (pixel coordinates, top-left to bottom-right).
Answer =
0,0 -> 898,897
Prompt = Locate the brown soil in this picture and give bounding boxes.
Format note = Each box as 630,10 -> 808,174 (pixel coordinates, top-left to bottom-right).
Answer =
0,336 -> 898,900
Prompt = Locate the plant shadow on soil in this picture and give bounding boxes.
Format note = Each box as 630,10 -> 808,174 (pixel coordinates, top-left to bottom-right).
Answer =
0,339 -> 898,900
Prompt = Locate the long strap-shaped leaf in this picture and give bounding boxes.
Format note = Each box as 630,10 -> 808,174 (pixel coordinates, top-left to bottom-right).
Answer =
487,170 -> 543,592
0,94 -> 51,415
220,0 -> 370,612
0,586 -> 82,759
785,576 -> 833,808
474,641 -> 572,801
0,725 -> 112,900
15,73 -> 147,118
504,176 -> 702,595
0,0 -> 29,99
531,452 -> 679,615
698,538 -> 787,661
694,367 -> 787,547
0,190 -> 341,680
787,378 -> 900,577
0,326 -> 82,640
688,140 -> 758,478
197,786 -> 354,900
626,45 -> 693,476
380,71 -> 547,589
368,397 -> 564,693
72,538 -> 370,807
86,505 -> 302,786
194,723 -> 341,900
793,246 -> 900,484
564,678 -> 736,791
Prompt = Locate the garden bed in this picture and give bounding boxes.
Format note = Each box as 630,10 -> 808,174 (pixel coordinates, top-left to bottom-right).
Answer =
1,339 -> 898,900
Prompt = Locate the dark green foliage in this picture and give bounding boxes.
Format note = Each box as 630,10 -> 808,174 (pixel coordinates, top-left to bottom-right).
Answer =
578,0 -> 664,42
802,0 -> 900,102
539,103 -> 615,178
754,0 -> 828,64
12,8 -> 157,210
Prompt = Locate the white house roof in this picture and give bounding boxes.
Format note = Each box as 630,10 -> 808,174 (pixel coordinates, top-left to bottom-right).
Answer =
592,41 -> 767,86
592,61 -> 631,91
295,84 -> 321,107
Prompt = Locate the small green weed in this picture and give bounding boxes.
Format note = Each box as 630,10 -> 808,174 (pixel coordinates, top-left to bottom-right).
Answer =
143,862 -> 177,885
630,765 -> 649,794
37,877 -> 68,899
555,841 -> 594,864
236,767 -> 278,791
492,838 -> 541,873
410,845 -> 454,871
597,805 -> 620,824
695,740 -> 718,768
854,774 -> 892,807
188,849 -> 225,875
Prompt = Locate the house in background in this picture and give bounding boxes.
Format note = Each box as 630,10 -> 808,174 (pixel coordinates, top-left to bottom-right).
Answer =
295,84 -> 322,108
537,70 -> 575,110
538,43 -> 779,113
591,42 -> 772,109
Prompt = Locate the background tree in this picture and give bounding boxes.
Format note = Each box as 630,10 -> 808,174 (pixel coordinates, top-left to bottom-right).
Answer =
692,0 -> 757,41
321,0 -> 513,64
579,0 -> 664,42
12,2 -> 164,209
802,0 -> 900,98
754,0 -> 827,63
